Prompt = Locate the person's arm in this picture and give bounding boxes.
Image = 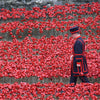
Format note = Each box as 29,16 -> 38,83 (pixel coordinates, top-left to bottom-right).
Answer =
74,40 -> 83,67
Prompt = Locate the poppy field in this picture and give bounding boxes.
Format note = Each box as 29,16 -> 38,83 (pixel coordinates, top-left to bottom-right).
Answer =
0,2 -> 100,100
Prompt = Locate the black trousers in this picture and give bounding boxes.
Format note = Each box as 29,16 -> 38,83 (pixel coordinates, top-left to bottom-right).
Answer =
70,71 -> 89,85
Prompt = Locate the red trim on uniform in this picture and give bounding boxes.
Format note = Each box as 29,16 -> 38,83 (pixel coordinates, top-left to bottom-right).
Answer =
81,58 -> 83,73
77,62 -> 81,64
85,62 -> 88,72
76,58 -> 82,59
73,74 -> 87,76
71,30 -> 79,34
74,54 -> 84,56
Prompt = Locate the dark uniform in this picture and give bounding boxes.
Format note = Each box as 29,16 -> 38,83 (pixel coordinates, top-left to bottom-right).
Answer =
70,27 -> 89,85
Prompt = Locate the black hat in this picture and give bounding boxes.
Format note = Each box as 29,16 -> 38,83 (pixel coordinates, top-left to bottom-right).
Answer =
70,26 -> 79,34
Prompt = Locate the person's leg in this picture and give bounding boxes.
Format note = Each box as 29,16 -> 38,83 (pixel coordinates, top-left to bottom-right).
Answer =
79,76 -> 89,83
70,73 -> 78,86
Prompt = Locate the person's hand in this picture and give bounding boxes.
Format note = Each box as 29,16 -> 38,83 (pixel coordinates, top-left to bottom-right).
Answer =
70,55 -> 73,61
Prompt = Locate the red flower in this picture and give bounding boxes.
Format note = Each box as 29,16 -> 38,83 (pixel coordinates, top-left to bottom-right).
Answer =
0,36 -> 3,39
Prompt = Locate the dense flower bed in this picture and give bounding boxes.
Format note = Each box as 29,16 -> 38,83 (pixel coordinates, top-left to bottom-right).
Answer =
0,5 -> 99,78
0,2 -> 99,20
0,2 -> 99,99
0,2 -> 99,78
0,82 -> 100,100
0,2 -> 99,39
0,34 -> 99,79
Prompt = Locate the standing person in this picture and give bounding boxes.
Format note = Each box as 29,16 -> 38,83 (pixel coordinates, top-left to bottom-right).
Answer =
69,26 -> 89,86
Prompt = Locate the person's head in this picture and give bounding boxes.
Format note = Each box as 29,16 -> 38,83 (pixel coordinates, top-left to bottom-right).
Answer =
70,26 -> 80,38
